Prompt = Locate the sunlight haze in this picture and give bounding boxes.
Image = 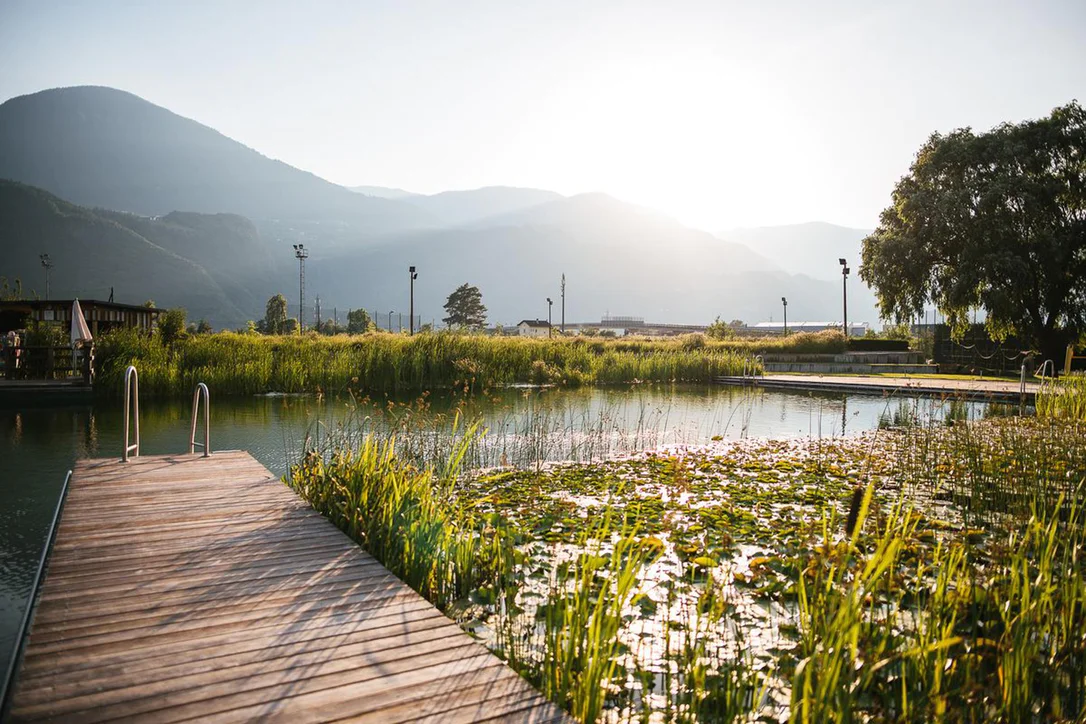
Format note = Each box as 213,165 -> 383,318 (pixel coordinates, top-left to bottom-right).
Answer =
1,0 -> 1083,229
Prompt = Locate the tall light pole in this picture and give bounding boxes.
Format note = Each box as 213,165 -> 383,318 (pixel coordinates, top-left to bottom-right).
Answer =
781,296 -> 788,335
293,244 -> 308,331
409,266 -> 418,335
40,254 -> 53,298
561,274 -> 566,333
839,258 -> 850,338
388,310 -> 395,332
546,297 -> 553,337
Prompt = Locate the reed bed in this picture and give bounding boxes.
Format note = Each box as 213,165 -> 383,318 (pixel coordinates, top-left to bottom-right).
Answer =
92,329 -> 806,397
288,407 -> 1086,722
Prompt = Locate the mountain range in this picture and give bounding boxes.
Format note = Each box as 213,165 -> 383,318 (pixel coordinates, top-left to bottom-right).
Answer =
0,86 -> 881,329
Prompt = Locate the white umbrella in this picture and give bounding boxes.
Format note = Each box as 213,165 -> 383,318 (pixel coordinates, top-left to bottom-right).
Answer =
71,299 -> 93,348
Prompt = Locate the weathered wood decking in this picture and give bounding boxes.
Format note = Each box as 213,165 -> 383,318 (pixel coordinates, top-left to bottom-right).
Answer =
9,451 -> 568,723
715,373 -> 1039,402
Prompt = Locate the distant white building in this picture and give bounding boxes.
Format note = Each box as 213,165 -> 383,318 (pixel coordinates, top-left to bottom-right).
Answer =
517,319 -> 552,338
752,321 -> 869,336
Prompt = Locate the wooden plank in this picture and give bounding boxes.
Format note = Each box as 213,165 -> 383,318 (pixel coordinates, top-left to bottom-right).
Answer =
8,452 -> 569,723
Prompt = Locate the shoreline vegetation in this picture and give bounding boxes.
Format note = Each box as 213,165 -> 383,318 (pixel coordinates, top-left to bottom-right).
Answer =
92,329 -> 849,398
285,379 -> 1086,722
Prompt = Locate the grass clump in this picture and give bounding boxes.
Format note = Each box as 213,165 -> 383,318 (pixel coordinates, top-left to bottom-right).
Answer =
95,329 -> 775,397
287,424 -> 513,610
1037,372 -> 1086,422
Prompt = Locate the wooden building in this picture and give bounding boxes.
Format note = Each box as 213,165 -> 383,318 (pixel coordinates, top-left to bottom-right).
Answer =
0,299 -> 160,336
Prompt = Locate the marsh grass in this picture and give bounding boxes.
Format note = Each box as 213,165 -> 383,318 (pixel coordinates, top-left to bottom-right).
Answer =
287,422 -> 517,609
1037,372 -> 1086,422
92,329 -> 855,398
287,386 -> 1086,722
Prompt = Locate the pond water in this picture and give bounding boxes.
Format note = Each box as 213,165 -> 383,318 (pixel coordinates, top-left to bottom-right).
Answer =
0,384 -> 992,678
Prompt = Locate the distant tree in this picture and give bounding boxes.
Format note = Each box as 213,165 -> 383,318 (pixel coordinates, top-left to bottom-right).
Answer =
158,307 -> 187,345
282,318 -> 299,335
418,322 -> 434,333
196,319 -> 213,334
143,299 -> 156,309
493,323 -> 505,336
0,277 -> 24,301
320,318 -> 338,335
706,316 -> 736,339
442,283 -> 487,330
860,101 -> 1086,362
346,308 -> 375,334
264,294 -> 289,335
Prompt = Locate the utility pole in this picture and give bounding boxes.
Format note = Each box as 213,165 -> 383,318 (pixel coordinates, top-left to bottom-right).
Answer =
547,297 -> 553,337
388,310 -> 394,332
409,266 -> 418,334
315,295 -> 322,332
782,296 -> 788,335
293,244 -> 308,331
839,258 -> 850,338
398,312 -> 402,333
40,254 -> 53,298
334,307 -> 337,333
561,274 -> 566,333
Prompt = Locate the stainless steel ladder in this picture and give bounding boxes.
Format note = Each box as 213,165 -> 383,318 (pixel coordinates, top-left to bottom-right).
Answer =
122,365 -> 139,462
189,382 -> 211,456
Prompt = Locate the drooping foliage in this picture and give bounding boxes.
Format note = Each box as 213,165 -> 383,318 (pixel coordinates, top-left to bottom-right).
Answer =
861,101 -> 1086,361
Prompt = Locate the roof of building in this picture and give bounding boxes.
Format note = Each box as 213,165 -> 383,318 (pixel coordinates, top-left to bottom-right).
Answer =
0,299 -> 161,314
517,319 -> 552,328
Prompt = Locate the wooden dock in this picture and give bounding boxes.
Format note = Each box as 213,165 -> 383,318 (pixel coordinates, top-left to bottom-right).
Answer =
7,451 -> 568,723
715,373 -> 1040,403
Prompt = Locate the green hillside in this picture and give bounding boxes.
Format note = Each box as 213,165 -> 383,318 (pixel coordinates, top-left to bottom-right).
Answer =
0,180 -> 255,324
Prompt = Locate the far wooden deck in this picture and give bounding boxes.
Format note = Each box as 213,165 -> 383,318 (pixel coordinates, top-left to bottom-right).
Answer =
715,372 -> 1040,402
8,451 -> 568,723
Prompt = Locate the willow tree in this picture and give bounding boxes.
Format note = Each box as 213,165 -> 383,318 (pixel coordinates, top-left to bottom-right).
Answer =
860,101 -> 1085,363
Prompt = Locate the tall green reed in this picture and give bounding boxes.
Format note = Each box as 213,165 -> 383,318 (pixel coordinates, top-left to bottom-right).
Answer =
92,329 -> 828,398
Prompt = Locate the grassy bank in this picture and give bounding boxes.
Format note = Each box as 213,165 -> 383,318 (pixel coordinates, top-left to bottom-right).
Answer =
289,409 -> 1086,722
93,329 -> 846,397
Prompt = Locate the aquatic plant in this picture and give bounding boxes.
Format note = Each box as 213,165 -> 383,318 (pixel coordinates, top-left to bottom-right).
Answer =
1037,372 -> 1086,422
288,397 -> 1086,722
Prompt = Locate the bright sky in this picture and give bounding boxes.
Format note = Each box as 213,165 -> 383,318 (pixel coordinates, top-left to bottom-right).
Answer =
1,0 -> 1083,230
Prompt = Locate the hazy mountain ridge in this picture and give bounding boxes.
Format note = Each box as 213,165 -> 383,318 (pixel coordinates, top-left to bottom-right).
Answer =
719,222 -> 872,282
349,185 -> 419,199
0,86 -> 427,236
0,86 -> 883,328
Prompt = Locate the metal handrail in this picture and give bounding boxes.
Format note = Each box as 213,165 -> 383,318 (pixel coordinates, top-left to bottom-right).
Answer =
189,382 -> 211,457
1037,359 -> 1056,379
122,365 -> 139,462
0,470 -> 73,716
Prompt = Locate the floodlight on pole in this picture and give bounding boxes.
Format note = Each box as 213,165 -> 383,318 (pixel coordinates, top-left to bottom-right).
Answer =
388,310 -> 395,332
546,297 -> 553,337
839,258 -> 850,338
781,296 -> 788,335
560,274 -> 566,333
40,254 -> 54,298
409,266 -> 418,335
293,244 -> 309,331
